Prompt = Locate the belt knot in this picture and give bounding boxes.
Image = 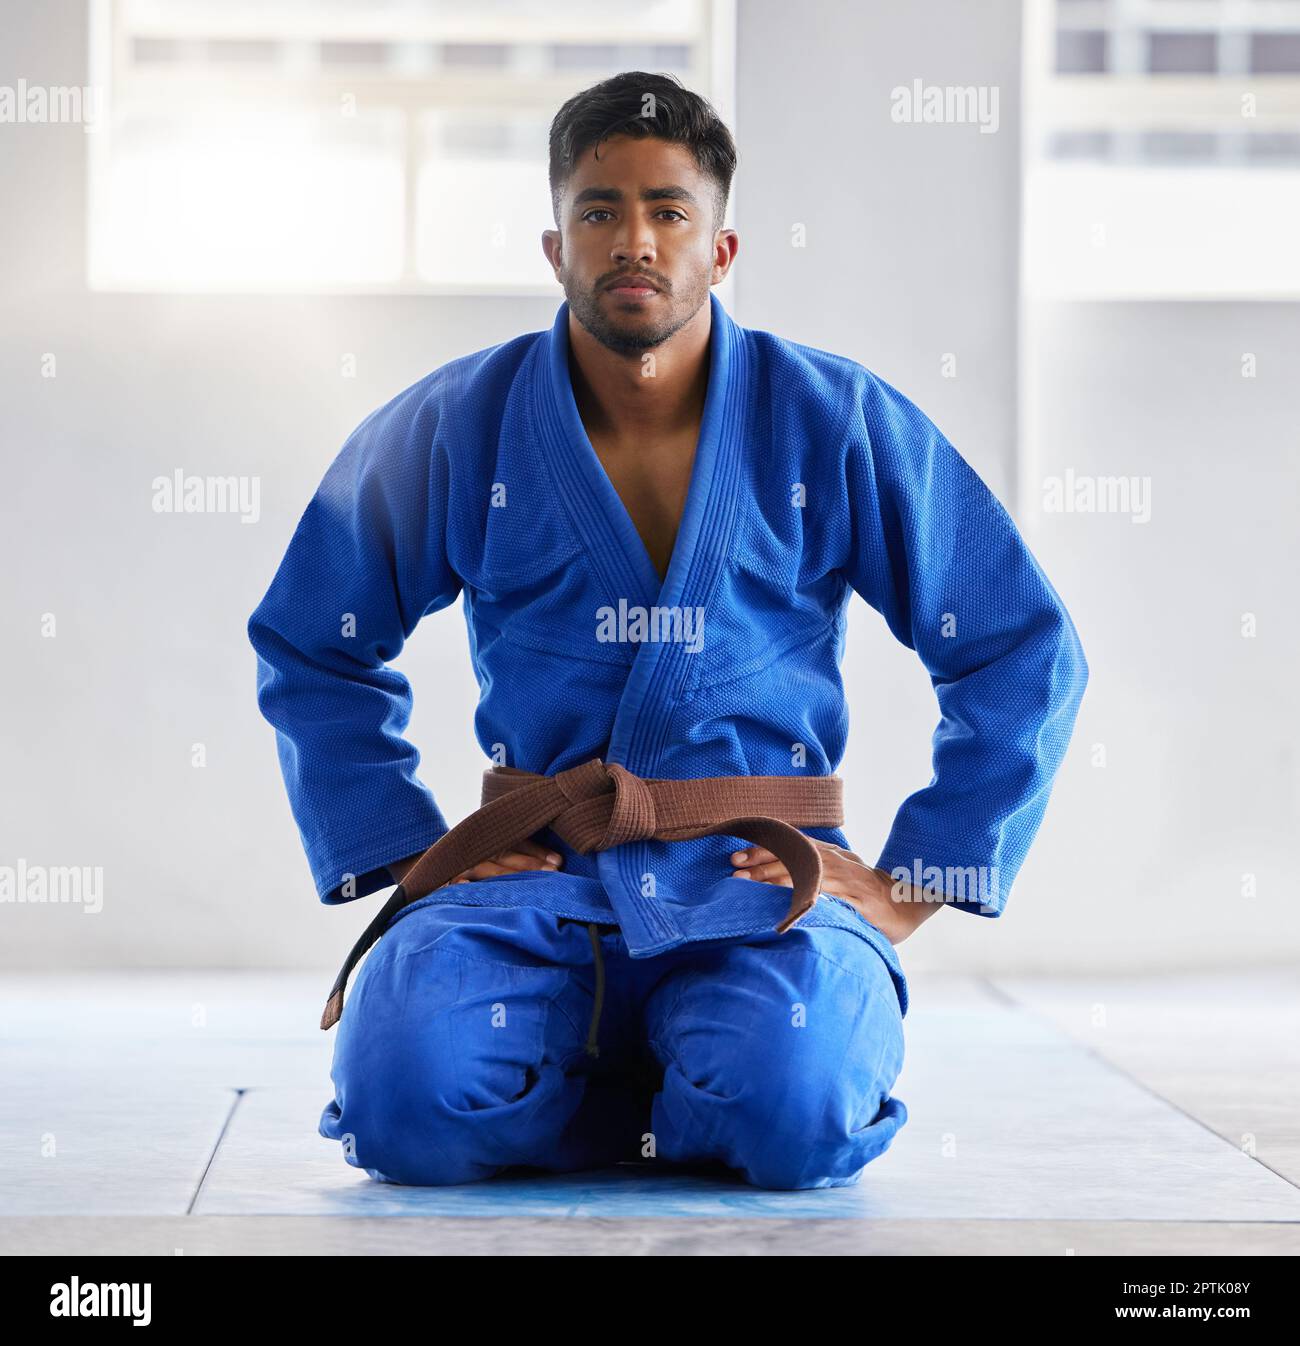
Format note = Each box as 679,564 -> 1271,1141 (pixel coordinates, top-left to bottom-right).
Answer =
554,760 -> 657,850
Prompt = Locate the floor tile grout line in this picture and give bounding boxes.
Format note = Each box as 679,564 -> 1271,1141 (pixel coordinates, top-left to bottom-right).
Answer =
981,976 -> 1300,1196
187,1088 -> 246,1216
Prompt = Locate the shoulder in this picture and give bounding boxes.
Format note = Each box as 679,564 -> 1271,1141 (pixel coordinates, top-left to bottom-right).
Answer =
322,328 -> 544,497
349,327 -> 543,450
745,324 -> 871,418
743,324 -> 947,465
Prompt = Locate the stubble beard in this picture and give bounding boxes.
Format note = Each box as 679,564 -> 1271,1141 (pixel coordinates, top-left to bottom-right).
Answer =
564,269 -> 710,358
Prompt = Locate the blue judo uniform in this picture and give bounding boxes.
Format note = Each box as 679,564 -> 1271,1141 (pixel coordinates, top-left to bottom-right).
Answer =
248,290 -> 1088,1190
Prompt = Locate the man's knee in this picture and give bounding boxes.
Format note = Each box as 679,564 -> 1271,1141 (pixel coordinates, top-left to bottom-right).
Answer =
653,976 -> 907,1189
322,1063 -> 556,1186
321,944 -> 584,1185
725,1060 -> 898,1189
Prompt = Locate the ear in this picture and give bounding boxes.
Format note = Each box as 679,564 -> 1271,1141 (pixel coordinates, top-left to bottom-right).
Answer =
541,229 -> 563,275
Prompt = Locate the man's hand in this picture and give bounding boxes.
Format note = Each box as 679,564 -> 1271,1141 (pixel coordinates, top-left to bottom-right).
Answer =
448,839 -> 565,884
387,841 -> 564,888
730,841 -> 944,945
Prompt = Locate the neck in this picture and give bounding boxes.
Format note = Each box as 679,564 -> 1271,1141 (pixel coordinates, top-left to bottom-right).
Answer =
567,300 -> 711,444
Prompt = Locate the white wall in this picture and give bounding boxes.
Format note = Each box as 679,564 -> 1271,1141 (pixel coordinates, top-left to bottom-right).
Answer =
2,1 -> 1294,972
1006,299 -> 1300,973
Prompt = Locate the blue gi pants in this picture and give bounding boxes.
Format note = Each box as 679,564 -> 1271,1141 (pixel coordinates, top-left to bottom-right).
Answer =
319,897 -> 908,1191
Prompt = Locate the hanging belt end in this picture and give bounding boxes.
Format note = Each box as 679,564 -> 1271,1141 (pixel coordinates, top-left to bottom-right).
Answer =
775,893 -> 816,935
321,991 -> 344,1031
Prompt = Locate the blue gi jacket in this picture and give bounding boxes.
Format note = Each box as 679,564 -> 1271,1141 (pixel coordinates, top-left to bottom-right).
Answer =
248,291 -> 1089,1018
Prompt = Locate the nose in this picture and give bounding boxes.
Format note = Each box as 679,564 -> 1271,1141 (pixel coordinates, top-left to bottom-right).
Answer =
611,224 -> 655,268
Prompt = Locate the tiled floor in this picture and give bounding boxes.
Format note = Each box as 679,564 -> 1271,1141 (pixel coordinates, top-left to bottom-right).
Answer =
2,969 -> 1297,1254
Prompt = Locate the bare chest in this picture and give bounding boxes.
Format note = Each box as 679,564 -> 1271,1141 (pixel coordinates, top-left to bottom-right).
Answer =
587,428 -> 700,583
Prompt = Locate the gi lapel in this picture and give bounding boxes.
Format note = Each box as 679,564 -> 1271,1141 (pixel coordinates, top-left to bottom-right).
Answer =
536,289 -> 752,953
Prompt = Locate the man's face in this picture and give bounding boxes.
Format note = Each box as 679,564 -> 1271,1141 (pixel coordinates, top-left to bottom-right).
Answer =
544,134 -> 728,356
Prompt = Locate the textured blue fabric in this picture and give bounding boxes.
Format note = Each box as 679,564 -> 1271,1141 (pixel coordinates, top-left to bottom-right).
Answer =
319,900 -> 908,1190
249,291 -> 1087,985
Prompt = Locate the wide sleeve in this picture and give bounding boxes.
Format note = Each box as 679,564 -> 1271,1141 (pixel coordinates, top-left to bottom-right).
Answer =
247,382 -> 463,904
839,369 -> 1088,915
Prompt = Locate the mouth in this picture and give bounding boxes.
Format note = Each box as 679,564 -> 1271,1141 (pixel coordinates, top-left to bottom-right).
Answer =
605,276 -> 661,300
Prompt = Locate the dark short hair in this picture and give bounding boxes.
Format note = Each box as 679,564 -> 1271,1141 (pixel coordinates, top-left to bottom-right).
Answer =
548,71 -> 738,231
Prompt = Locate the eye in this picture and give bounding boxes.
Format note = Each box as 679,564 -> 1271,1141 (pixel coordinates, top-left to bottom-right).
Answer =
580,207 -> 687,223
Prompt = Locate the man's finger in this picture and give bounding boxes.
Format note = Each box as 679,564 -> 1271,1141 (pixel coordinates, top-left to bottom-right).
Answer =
487,849 -> 561,873
513,839 -> 564,864
733,861 -> 792,884
452,850 -> 563,883
461,860 -> 514,880
730,846 -> 775,866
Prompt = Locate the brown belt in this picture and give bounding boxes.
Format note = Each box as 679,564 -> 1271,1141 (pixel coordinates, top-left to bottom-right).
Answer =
320,758 -> 844,1030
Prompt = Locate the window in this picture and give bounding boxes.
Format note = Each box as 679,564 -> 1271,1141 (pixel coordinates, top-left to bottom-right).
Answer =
86,0 -> 734,293
1023,0 -> 1300,297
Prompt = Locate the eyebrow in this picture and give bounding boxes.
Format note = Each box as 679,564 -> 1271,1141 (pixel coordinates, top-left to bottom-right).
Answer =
571,184 -> 701,210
